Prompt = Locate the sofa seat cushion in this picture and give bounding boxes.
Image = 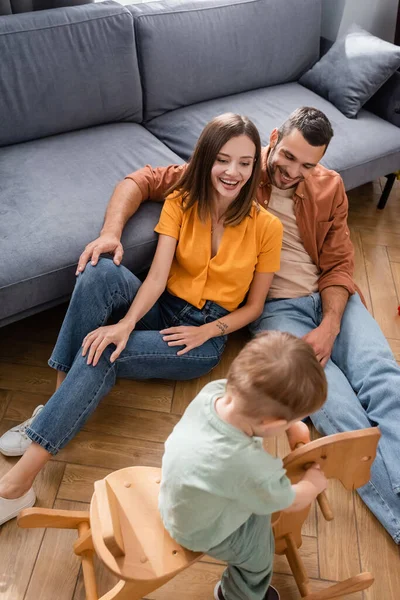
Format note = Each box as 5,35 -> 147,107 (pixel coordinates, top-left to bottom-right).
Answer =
145,82 -> 400,191
0,123 -> 183,327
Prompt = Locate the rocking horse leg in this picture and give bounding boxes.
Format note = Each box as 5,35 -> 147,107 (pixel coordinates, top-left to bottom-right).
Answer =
284,533 -> 310,597
78,522 -> 98,600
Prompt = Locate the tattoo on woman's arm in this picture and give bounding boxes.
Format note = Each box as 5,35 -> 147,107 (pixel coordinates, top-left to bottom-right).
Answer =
215,319 -> 229,335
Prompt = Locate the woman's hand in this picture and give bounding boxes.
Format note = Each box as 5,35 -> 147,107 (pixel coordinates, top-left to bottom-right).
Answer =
160,325 -> 211,356
82,321 -> 132,366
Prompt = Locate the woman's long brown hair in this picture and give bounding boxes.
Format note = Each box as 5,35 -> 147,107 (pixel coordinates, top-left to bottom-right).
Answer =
167,113 -> 262,227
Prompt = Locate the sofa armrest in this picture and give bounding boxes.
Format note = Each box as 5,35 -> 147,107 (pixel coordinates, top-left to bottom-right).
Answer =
365,71 -> 400,128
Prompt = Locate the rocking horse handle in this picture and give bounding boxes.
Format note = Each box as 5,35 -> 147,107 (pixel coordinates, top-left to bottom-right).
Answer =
295,442 -> 334,521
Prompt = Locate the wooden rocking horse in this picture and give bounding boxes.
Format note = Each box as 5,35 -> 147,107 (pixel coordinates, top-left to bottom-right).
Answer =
17,426 -> 380,600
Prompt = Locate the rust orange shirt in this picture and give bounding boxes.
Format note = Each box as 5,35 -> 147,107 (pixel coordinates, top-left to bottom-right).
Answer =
126,146 -> 356,297
154,192 -> 283,311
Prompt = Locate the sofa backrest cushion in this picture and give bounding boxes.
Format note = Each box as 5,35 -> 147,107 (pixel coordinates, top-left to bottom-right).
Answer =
129,0 -> 322,121
0,2 -> 142,146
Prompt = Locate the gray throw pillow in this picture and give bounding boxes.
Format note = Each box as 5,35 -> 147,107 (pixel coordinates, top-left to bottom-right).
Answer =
299,24 -> 400,118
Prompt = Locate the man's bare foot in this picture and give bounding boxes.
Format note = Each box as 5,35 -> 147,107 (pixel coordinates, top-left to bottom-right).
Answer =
286,421 -> 310,451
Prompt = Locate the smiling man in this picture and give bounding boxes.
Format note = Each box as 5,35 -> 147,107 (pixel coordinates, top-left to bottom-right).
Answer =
2,107 -> 399,544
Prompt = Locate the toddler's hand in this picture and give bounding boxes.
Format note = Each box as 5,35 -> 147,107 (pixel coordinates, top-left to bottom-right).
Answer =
302,464 -> 328,496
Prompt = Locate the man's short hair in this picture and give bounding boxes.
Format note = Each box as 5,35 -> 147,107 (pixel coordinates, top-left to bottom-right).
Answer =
277,106 -> 334,150
227,331 -> 327,422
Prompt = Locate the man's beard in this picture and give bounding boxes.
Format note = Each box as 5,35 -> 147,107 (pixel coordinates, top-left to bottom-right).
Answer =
267,148 -> 301,189
267,148 -> 279,187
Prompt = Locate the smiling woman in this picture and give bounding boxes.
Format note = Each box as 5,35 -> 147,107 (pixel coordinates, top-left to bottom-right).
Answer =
0,113 -> 283,527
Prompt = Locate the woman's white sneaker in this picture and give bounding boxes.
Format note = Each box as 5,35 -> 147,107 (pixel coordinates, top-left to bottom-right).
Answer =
0,405 -> 44,456
0,488 -> 36,526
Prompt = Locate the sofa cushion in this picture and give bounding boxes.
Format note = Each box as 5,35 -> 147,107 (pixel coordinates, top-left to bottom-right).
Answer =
299,24 -> 400,118
145,82 -> 400,191
0,2 -> 142,147
0,123 -> 183,327
129,0 -> 321,121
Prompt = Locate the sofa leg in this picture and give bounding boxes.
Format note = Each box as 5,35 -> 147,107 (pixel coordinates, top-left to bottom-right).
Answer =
377,173 -> 396,209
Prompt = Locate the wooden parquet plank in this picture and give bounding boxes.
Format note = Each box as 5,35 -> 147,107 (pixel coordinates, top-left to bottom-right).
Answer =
4,389 -> 178,444
361,229 -> 400,248
350,227 -> 373,313
317,481 -> 361,582
347,213 -> 400,235
0,456 -> 65,600
0,340 -> 53,366
391,261 -> 400,301
0,365 -> 173,414
388,245 -> 400,262
0,389 -> 11,421
104,378 -> 174,413
363,244 -> 400,339
57,463 -> 113,503
0,419 -> 164,472
172,372 -> 213,415
24,500 -> 87,600
354,493 -> 400,600
0,363 -> 55,395
83,403 -> 179,443
4,391 -> 49,422
55,429 -> 164,471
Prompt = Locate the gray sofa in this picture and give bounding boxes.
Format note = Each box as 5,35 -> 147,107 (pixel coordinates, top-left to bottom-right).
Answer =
1,0 -> 399,328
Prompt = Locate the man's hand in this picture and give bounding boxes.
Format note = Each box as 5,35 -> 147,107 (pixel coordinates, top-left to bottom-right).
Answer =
160,325 -> 212,356
82,321 -> 132,366
76,233 -> 123,275
303,319 -> 339,367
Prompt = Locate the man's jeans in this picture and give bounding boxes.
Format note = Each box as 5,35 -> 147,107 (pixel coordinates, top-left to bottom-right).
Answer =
250,293 -> 400,544
26,258 -> 228,455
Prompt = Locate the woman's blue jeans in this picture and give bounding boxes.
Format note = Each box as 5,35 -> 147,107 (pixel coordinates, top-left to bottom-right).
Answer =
26,258 -> 228,455
250,292 -> 400,544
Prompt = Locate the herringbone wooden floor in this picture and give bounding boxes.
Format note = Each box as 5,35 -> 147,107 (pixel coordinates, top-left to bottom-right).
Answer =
0,178 -> 399,600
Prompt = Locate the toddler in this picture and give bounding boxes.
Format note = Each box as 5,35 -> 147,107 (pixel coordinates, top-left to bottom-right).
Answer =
159,331 -> 328,600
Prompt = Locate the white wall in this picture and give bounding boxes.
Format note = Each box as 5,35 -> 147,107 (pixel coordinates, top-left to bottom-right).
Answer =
321,0 -> 398,42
